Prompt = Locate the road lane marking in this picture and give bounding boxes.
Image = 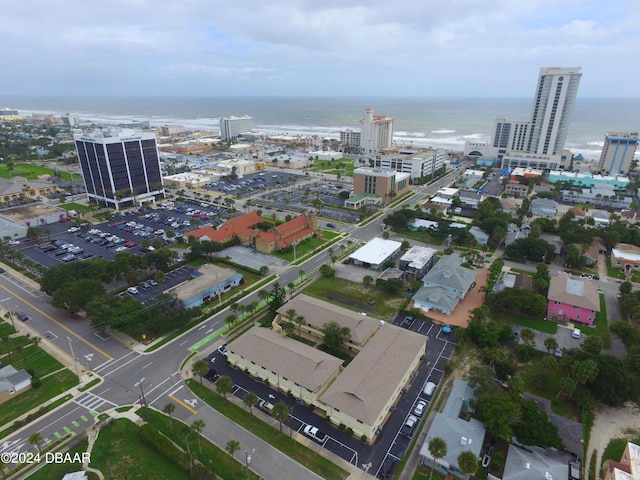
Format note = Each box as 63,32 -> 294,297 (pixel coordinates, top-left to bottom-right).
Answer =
169,395 -> 198,415
0,283 -> 112,360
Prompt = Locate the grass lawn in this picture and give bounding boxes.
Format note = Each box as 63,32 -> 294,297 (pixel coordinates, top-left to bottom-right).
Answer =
60,202 -> 95,213
0,321 -> 15,336
25,439 -> 99,480
303,277 -> 407,321
412,465 -> 447,479
0,163 -> 76,181
181,381 -> 349,480
90,418 -> 191,480
491,311 -> 558,334
582,293 -> 611,348
0,369 -> 78,427
601,437 -> 640,470
606,256 -> 626,280
521,361 -> 581,420
395,228 -> 445,246
270,235 -> 332,262
138,407 -> 262,480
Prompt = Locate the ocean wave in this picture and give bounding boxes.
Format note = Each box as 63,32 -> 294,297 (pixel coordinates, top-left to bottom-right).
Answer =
431,129 -> 456,134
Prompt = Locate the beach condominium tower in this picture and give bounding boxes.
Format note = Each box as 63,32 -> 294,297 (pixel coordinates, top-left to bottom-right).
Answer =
526,67 -> 582,156
598,131 -> 639,176
360,108 -> 395,153
220,115 -> 253,141
74,129 -> 164,210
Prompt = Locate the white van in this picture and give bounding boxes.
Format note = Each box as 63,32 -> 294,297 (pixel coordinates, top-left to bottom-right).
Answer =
423,381 -> 436,397
572,328 -> 581,339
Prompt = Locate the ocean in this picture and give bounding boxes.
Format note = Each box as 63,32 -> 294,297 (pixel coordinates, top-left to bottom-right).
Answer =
1,95 -> 639,160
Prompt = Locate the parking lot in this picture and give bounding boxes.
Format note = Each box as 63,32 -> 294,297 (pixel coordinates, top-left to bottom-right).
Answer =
11,201 -> 231,271
203,171 -> 307,198
204,315 -> 456,478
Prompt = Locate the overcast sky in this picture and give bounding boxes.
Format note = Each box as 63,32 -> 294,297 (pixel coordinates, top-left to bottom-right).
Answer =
2,0 -> 638,98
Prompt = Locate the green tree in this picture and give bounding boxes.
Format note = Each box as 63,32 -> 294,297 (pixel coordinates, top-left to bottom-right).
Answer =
216,375 -> 234,399
571,359 -> 599,385
271,400 -> 290,433
541,355 -> 558,373
363,275 -> 374,288
191,419 -> 206,455
192,359 -> 209,385
544,337 -> 558,353
427,437 -> 447,480
477,393 -> 521,440
28,432 -> 42,453
321,321 -> 351,353
225,439 -> 241,476
319,264 -> 335,277
519,328 -> 535,346
457,450 -> 479,476
512,400 -> 564,449
243,392 -> 258,415
556,376 -> 577,399
163,403 -> 176,432
224,314 -> 237,331
581,336 -> 604,356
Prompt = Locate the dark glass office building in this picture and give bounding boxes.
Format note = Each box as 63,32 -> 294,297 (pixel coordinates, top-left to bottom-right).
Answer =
74,129 -> 165,210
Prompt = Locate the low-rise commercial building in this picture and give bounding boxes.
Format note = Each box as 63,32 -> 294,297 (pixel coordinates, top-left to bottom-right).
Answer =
167,264 -> 242,308
348,237 -> 402,269
0,365 -> 32,404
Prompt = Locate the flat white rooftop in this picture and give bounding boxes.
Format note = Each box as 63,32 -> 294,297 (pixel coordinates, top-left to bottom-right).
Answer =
349,237 -> 402,265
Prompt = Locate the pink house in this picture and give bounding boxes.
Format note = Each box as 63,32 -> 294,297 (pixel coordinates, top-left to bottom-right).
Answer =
547,274 -> 600,326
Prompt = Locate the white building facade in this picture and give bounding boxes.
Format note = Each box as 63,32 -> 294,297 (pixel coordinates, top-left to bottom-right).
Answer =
219,115 -> 253,141
360,108 -> 394,153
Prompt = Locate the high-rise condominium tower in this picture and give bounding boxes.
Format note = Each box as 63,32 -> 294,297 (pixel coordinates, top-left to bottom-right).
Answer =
74,129 -> 164,210
526,67 -> 582,156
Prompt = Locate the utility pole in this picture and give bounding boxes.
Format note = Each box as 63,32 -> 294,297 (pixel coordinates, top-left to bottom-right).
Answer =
134,377 -> 147,408
67,336 -> 80,379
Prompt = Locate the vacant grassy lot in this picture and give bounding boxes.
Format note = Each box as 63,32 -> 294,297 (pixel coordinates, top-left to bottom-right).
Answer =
491,311 -> 558,334
0,163 -> 75,181
521,359 -> 581,420
90,418 -> 190,480
304,276 -> 407,321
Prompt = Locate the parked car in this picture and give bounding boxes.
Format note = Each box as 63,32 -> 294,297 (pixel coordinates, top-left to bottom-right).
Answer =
303,425 -> 326,443
380,457 -> 398,478
413,400 -> 427,416
217,343 -> 228,356
572,328 -> 581,339
401,415 -> 418,437
17,312 -> 30,321
127,286 -> 139,295
423,381 -> 436,397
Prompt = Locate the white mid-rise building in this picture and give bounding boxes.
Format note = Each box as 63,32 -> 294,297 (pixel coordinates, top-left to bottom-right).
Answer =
360,108 -> 394,153
219,115 -> 253,141
374,149 -> 445,179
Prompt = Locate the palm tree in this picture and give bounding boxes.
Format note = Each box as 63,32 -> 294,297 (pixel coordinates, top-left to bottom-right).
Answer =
226,439 -> 241,476
224,314 -> 237,332
457,450 -> 479,476
192,359 -> 209,385
163,403 -> 176,432
298,269 -> 306,283
271,401 -> 290,433
243,392 -> 258,415
519,328 -> 535,346
427,437 -> 447,480
216,375 -> 234,399
28,432 -> 42,453
32,336 -> 41,351
191,419 -> 206,455
295,314 -> 306,338
258,289 -> 270,304
544,337 -> 558,353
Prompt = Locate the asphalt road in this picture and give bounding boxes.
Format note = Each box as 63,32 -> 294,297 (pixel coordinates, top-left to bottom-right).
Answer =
0,165 -> 482,479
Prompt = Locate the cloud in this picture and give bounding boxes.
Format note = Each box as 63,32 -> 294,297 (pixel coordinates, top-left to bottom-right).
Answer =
1,0 -> 639,96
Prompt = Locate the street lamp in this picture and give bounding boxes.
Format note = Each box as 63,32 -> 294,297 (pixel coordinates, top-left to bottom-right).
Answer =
67,336 -> 81,379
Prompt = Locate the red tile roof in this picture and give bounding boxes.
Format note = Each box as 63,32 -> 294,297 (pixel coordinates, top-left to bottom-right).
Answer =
186,211 -> 265,242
